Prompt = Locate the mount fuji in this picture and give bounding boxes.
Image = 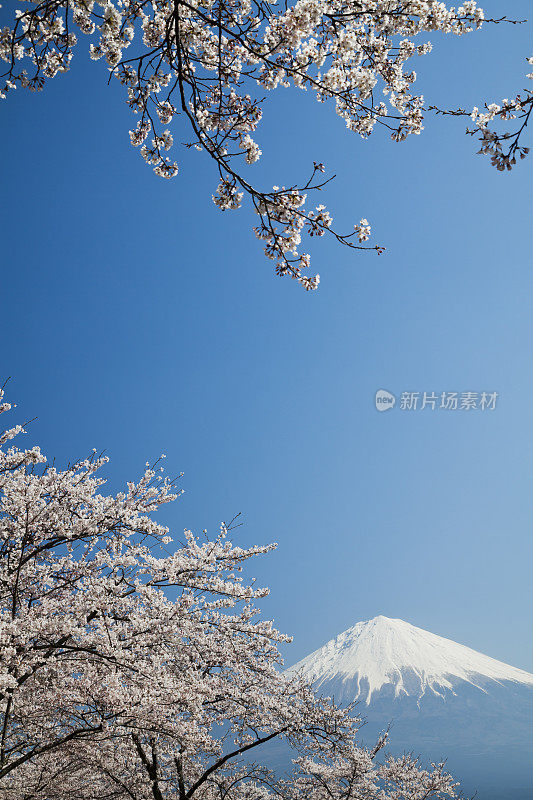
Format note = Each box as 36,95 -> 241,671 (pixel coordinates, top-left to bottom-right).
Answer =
284,616 -> 533,799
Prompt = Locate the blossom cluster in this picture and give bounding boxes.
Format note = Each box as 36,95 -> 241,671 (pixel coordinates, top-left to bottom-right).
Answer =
468,64 -> 533,171
429,48 -> 532,172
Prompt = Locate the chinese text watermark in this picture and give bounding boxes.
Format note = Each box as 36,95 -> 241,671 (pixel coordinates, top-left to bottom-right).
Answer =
375,389 -> 499,413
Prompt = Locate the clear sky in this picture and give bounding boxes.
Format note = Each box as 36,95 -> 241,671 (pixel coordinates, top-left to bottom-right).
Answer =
2,1 -> 532,672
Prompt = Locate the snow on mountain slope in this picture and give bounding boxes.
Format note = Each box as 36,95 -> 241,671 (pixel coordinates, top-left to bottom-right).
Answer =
286,615 -> 533,705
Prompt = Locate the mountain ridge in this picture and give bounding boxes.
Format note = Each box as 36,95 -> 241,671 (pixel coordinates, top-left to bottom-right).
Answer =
286,615 -> 533,705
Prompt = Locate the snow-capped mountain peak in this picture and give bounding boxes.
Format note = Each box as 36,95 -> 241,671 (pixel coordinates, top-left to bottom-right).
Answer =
286,615 -> 533,705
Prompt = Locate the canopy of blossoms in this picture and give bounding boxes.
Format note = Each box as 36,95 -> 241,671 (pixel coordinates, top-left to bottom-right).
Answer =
3,1 -> 525,288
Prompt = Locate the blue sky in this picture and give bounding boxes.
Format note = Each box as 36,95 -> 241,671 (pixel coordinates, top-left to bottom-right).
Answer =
2,2 -> 532,671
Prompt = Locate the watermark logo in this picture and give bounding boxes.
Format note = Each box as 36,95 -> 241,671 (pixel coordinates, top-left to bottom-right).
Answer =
374,390 -> 499,412
375,389 -> 396,412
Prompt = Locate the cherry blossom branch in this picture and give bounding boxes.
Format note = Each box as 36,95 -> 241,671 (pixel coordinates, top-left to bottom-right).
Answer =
2,0 -> 510,288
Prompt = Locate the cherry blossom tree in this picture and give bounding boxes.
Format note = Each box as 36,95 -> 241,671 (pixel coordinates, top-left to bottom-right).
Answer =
1,0 -> 524,288
0,390 -> 460,799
